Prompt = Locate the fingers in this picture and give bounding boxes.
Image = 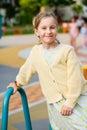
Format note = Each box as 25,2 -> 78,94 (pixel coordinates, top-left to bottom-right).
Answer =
60,105 -> 73,116
7,82 -> 17,94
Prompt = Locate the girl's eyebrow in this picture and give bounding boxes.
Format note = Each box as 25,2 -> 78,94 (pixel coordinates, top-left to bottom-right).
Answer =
41,24 -> 57,27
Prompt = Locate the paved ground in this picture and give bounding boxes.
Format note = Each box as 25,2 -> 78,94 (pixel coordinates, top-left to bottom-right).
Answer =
0,33 -> 87,130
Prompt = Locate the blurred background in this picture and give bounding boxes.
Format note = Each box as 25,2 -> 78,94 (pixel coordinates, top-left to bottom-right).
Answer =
0,0 -> 87,36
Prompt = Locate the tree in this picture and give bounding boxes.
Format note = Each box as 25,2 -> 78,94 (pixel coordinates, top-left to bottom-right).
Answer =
18,0 -> 76,24
72,3 -> 83,15
0,0 -> 20,25
48,0 -> 75,6
18,0 -> 40,24
82,0 -> 87,5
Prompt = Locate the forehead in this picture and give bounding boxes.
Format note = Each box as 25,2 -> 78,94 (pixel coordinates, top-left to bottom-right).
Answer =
39,16 -> 57,26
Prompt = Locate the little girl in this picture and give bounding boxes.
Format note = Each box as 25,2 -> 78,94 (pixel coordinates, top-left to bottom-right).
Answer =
7,12 -> 87,130
68,17 -> 79,49
80,22 -> 87,48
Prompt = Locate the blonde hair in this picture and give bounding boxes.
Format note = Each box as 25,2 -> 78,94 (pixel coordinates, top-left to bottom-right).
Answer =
33,11 -> 58,29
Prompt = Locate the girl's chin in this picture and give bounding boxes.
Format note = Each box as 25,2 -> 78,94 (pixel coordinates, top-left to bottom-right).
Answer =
43,42 -> 54,45
44,39 -> 54,43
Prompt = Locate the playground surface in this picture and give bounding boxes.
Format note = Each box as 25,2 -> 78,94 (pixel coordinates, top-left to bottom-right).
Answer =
0,34 -> 87,130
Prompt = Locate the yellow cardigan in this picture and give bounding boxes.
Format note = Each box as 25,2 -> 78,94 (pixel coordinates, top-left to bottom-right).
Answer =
16,43 -> 87,108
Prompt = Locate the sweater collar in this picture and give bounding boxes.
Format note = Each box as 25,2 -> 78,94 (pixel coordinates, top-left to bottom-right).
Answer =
39,43 -> 63,68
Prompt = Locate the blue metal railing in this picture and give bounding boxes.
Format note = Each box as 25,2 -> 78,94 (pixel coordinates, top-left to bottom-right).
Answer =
49,124 -> 52,130
1,87 -> 52,130
1,87 -> 32,130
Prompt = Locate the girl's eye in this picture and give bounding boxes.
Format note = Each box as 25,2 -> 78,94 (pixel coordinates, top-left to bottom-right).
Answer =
42,27 -> 46,29
41,26 -> 56,30
50,26 -> 55,29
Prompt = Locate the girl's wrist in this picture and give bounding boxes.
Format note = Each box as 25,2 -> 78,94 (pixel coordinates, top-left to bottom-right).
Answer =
14,81 -> 21,89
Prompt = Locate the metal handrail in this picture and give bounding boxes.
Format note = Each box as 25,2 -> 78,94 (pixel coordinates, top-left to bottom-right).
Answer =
49,124 -> 52,130
1,87 -> 32,130
1,87 -> 52,130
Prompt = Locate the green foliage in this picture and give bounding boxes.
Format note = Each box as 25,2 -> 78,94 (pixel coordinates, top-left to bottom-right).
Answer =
46,0 -> 76,6
4,5 -> 16,19
4,31 -> 13,35
19,0 -> 76,12
19,0 -> 40,11
82,0 -> 87,5
2,0 -> 76,26
18,0 -> 41,24
72,3 -> 83,14
23,29 -> 34,34
18,0 -> 76,25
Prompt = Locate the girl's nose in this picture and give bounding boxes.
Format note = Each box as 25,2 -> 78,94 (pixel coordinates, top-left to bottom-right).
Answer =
47,28 -> 51,33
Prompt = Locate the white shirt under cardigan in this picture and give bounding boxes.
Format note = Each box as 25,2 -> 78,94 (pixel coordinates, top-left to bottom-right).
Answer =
41,44 -> 61,66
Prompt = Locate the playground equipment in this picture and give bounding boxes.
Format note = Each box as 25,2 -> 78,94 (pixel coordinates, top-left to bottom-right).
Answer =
0,14 -> 3,38
83,66 -> 87,80
1,87 -> 52,130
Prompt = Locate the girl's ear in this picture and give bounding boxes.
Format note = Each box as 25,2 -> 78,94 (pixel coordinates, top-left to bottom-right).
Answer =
34,28 -> 39,37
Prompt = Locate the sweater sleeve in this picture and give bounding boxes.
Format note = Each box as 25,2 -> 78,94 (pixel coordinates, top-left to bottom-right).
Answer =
64,47 -> 83,108
16,48 -> 36,85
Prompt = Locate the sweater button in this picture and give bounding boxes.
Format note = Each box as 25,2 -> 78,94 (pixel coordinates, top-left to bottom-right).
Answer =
53,80 -> 55,83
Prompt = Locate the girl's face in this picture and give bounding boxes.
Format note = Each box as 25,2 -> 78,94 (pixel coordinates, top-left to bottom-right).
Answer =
71,18 -> 75,22
35,17 -> 58,44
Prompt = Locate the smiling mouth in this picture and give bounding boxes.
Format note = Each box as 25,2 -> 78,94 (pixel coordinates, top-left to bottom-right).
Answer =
45,35 -> 53,37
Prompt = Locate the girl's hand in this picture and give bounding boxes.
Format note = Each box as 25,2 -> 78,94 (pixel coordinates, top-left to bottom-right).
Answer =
60,105 -> 73,116
7,82 -> 18,94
